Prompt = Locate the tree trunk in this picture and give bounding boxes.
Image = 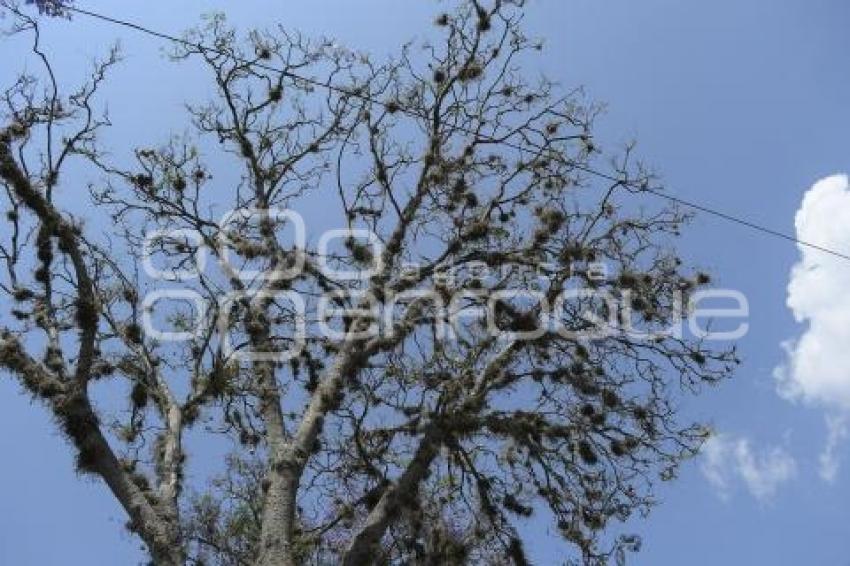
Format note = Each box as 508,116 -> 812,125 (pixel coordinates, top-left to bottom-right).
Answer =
342,428 -> 440,566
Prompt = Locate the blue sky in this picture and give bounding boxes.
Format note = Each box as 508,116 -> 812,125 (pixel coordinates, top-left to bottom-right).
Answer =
2,1 -> 850,564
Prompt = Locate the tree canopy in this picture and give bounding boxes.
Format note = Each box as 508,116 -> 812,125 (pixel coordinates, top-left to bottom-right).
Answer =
0,1 -> 737,564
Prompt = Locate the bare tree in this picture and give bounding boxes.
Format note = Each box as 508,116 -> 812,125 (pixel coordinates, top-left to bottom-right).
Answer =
0,1 -> 737,565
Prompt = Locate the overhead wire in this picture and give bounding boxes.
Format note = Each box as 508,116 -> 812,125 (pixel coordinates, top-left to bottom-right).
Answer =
58,3 -> 850,263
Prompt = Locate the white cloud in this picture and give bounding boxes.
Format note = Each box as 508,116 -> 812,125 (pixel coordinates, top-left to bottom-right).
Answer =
819,415 -> 848,483
776,174 -> 850,408
701,434 -> 797,502
776,174 -> 850,481
701,434 -> 733,500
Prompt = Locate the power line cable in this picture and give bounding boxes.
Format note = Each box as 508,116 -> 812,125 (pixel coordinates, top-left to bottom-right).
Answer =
60,3 -> 850,263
